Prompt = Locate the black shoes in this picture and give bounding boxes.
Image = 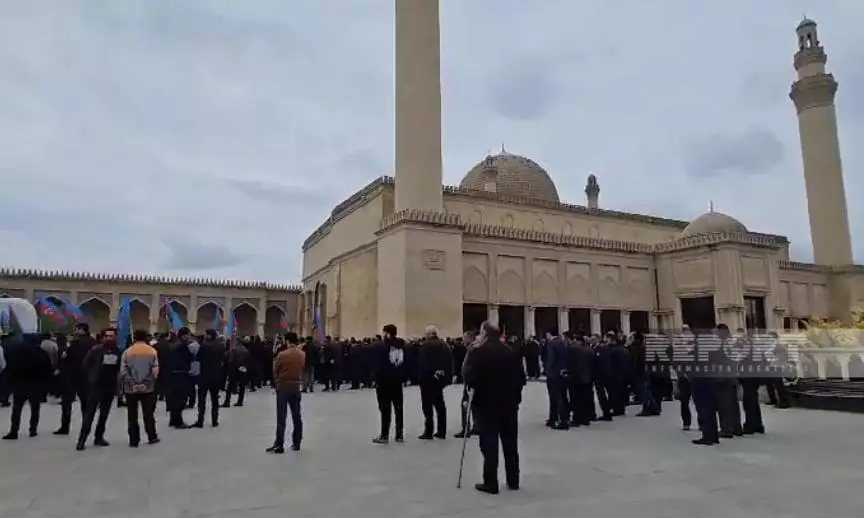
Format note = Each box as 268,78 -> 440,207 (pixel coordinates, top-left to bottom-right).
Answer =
148,437 -> 161,445
372,436 -> 388,444
53,428 -> 69,436
266,445 -> 285,454
2,432 -> 17,440
474,483 -> 499,495
94,438 -> 110,447
191,422 -> 204,429
418,434 -> 433,440
433,433 -> 446,440
692,438 -> 719,445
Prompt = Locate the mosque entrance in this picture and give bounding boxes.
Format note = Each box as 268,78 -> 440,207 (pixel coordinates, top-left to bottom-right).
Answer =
744,296 -> 766,331
600,310 -> 621,335
569,308 -> 591,335
680,296 -> 716,333
630,310 -> 650,333
534,307 -> 558,338
499,305 -> 524,339
462,303 -> 487,334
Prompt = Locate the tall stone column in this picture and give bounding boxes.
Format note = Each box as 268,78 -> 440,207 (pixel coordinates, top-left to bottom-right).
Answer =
376,0 -> 463,337
620,310 -> 631,335
524,306 -> 535,338
488,304 -> 499,326
395,0 -> 443,212
790,18 -> 853,267
590,309 -> 601,335
558,307 -> 569,334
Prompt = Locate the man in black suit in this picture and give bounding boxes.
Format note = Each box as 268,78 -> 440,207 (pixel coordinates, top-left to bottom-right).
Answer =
464,321 -> 526,494
194,329 -> 225,428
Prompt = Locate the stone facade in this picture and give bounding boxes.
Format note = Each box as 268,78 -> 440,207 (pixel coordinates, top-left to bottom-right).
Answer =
0,268 -> 301,337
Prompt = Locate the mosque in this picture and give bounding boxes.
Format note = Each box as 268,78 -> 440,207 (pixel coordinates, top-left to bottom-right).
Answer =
298,9 -> 863,339
1,10 -> 862,340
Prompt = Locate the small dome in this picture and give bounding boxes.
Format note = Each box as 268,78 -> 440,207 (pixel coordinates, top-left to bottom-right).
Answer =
681,211 -> 748,236
797,17 -> 817,30
460,151 -> 559,203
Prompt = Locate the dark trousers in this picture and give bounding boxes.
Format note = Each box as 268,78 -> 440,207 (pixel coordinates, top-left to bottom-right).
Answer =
594,379 -> 613,418
420,383 -> 446,436
740,378 -> 764,431
274,390 -> 303,448
692,379 -> 718,442
0,372 -> 10,405
196,386 -> 220,425
302,368 -> 315,392
223,373 -> 247,406
766,378 -> 790,407
608,380 -> 627,415
716,380 -> 742,434
59,385 -> 87,432
375,382 -> 404,439
460,387 -> 477,433
477,408 -> 520,489
546,377 -> 569,425
125,392 -> 158,444
166,374 -> 189,426
568,382 -> 593,425
525,355 -> 540,378
678,378 -> 693,428
9,391 -> 42,435
78,391 -> 115,443
187,376 -> 199,408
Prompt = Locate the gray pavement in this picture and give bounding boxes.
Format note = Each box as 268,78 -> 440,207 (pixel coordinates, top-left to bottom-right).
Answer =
1,382 -> 862,518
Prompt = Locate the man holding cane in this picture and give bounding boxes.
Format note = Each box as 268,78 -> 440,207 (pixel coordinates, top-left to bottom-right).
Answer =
463,321 -> 526,494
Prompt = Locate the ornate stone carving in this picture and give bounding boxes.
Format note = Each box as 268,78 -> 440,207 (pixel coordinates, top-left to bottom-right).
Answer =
790,74 -> 838,113
421,249 -> 447,271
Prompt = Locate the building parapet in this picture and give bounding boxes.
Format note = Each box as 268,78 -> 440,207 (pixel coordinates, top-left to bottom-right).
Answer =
302,176 -> 790,252
377,209 -> 463,235
0,267 -> 301,293
654,232 -> 783,253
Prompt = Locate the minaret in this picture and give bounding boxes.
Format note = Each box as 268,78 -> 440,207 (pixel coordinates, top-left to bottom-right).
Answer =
585,174 -> 600,209
789,18 -> 853,265
394,0 -> 443,212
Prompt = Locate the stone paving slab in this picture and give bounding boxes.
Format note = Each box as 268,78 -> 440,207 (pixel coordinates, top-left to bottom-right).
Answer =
1,382 -> 863,518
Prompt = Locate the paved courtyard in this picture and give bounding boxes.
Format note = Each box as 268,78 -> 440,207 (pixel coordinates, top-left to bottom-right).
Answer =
1,382 -> 862,518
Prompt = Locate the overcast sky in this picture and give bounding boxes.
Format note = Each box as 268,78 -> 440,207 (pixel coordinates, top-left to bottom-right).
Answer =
1,0 -> 862,284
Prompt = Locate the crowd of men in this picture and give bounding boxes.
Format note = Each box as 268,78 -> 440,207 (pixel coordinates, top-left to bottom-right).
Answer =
0,318 -> 795,494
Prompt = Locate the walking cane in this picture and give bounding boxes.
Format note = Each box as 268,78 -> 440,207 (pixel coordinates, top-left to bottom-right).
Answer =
456,388 -> 474,489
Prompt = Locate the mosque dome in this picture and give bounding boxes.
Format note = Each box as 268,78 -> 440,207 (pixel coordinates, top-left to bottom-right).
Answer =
460,151 -> 560,203
681,210 -> 748,236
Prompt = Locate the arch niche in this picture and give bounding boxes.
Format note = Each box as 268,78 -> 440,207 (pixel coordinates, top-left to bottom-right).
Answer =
234,302 -> 258,337
129,299 -> 151,333
265,305 -> 288,337
80,297 -> 111,333
158,300 -> 189,333
848,355 -> 864,381
196,302 -> 223,333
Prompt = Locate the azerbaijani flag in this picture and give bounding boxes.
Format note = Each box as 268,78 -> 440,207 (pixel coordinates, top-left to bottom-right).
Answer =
164,298 -> 185,331
37,298 -> 68,330
313,309 -> 324,343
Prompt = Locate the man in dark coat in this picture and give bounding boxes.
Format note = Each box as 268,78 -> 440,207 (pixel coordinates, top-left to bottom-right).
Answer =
301,337 -> 318,393
372,324 -> 405,444
417,325 -> 453,440
544,332 -> 569,429
76,328 -> 121,450
165,328 -> 194,428
222,337 -> 250,407
194,329 -> 225,428
464,321 -> 526,494
3,333 -> 53,440
54,322 -> 96,435
566,334 -> 595,427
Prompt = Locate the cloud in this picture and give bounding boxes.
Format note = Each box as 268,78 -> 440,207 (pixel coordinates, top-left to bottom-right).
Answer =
161,238 -> 245,271
0,0 -> 862,281
683,129 -> 785,179
486,57 -> 557,121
